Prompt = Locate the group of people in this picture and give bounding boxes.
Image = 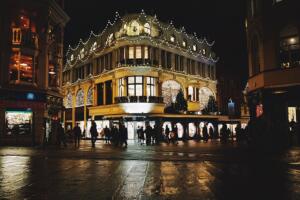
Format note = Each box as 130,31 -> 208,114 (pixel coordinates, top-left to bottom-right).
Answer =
102,124 -> 128,147
137,124 -> 161,145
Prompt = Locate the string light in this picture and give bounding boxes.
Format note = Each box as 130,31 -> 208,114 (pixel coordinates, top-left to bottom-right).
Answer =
65,10 -> 218,69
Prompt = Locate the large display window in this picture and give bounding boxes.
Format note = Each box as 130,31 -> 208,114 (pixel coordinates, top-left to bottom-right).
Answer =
5,110 -> 33,135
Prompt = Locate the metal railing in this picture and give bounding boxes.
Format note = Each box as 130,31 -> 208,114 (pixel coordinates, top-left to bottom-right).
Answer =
114,96 -> 164,103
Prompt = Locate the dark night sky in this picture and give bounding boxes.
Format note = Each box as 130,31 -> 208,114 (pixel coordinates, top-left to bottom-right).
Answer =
64,0 -> 248,86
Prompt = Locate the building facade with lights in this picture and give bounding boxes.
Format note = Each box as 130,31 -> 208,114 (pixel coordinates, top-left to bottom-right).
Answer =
63,12 -> 222,139
246,0 -> 300,146
0,0 -> 69,145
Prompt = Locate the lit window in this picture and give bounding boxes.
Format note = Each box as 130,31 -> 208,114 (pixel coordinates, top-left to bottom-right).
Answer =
106,33 -> 114,46
192,44 -> 197,51
130,20 -> 140,35
202,49 -> 206,55
80,49 -> 85,59
20,15 -> 30,29
118,78 -> 125,96
129,46 -> 134,59
65,92 -> 73,108
188,86 -> 194,101
144,46 -> 149,59
280,26 -> 300,68
288,107 -> 297,122
182,40 -> 186,47
199,87 -> 214,110
170,35 -> 175,42
70,54 -> 74,61
91,42 -> 97,51
144,23 -> 151,35
87,87 -> 93,105
76,89 -> 84,107
146,77 -> 156,96
162,80 -> 181,106
9,50 -> 33,83
136,46 -> 142,59
127,76 -> 143,96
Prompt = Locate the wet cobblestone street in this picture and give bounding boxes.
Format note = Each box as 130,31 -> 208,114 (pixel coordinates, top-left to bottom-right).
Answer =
1,140 -> 300,200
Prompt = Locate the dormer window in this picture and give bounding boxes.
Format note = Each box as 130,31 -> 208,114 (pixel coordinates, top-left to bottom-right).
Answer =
70,54 -> 74,61
91,42 -> 97,51
144,23 -> 151,35
202,49 -> 206,55
80,49 -> 85,59
182,40 -> 186,47
130,20 -> 140,35
106,33 -> 114,46
170,35 -> 175,43
192,44 -> 197,51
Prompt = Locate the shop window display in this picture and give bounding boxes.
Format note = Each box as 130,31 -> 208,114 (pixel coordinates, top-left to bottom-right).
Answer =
5,110 -> 32,135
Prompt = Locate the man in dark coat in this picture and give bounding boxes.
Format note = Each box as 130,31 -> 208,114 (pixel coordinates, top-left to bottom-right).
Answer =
73,123 -> 81,147
90,121 -> 98,148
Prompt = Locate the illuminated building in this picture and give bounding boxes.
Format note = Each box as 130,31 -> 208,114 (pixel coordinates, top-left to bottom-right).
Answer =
246,0 -> 300,144
63,11 -> 222,139
0,0 -> 69,145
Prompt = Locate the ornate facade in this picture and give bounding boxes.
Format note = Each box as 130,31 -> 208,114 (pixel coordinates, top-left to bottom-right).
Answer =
0,0 -> 69,145
63,12 -> 220,139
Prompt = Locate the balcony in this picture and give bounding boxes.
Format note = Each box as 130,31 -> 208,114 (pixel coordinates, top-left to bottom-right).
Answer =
114,96 -> 164,103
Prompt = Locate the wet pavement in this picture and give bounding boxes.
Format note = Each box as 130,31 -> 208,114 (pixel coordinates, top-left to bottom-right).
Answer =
1,140 -> 300,200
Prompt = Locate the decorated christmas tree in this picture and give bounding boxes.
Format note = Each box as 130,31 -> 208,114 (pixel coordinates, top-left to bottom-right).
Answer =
174,89 -> 188,113
202,95 -> 218,114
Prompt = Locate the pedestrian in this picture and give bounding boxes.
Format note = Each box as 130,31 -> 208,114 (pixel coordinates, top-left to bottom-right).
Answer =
137,126 -> 144,145
73,123 -> 81,147
235,123 -> 242,141
203,123 -> 209,142
220,123 -> 228,142
58,123 -> 67,147
165,125 -> 170,143
145,124 -> 152,145
104,126 -> 110,144
120,124 -> 128,147
208,126 -> 214,139
172,125 -> 178,144
90,120 -> 98,148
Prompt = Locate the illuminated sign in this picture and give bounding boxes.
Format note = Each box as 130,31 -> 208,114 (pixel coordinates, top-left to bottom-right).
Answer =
26,93 -> 35,100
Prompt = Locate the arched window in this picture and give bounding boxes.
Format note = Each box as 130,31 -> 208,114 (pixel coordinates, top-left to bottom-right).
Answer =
162,80 -> 181,106
251,35 -> 260,75
86,87 -> 93,105
76,89 -> 84,107
279,25 -> 300,68
80,48 -> 85,59
199,87 -> 214,110
106,33 -> 114,46
182,40 -> 187,47
65,92 -> 73,108
144,23 -> 151,35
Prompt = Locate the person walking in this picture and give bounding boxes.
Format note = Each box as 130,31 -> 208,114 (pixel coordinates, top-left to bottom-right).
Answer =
137,126 -> 144,145
58,123 -> 67,147
73,123 -> 81,147
104,126 -> 110,144
145,124 -> 152,145
203,123 -> 209,142
165,125 -> 170,143
90,121 -> 98,148
120,124 -> 128,147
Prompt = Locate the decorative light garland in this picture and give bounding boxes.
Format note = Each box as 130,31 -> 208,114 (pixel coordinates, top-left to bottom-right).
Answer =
65,10 -> 219,69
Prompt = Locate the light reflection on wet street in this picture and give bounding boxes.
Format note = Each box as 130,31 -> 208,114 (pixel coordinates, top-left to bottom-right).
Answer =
1,141 -> 300,199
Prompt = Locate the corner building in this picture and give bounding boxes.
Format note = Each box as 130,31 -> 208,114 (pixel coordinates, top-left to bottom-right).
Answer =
246,0 -> 300,146
63,12 -> 219,139
0,0 -> 69,145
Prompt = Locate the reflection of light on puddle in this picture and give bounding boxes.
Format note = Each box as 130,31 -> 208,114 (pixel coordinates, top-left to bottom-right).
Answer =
160,162 -> 179,196
1,156 -> 30,198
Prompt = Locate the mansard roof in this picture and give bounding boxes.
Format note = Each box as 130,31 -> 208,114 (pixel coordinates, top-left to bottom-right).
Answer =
65,10 -> 218,69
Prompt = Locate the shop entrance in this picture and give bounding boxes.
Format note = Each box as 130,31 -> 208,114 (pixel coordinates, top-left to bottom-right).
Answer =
125,121 -> 155,140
